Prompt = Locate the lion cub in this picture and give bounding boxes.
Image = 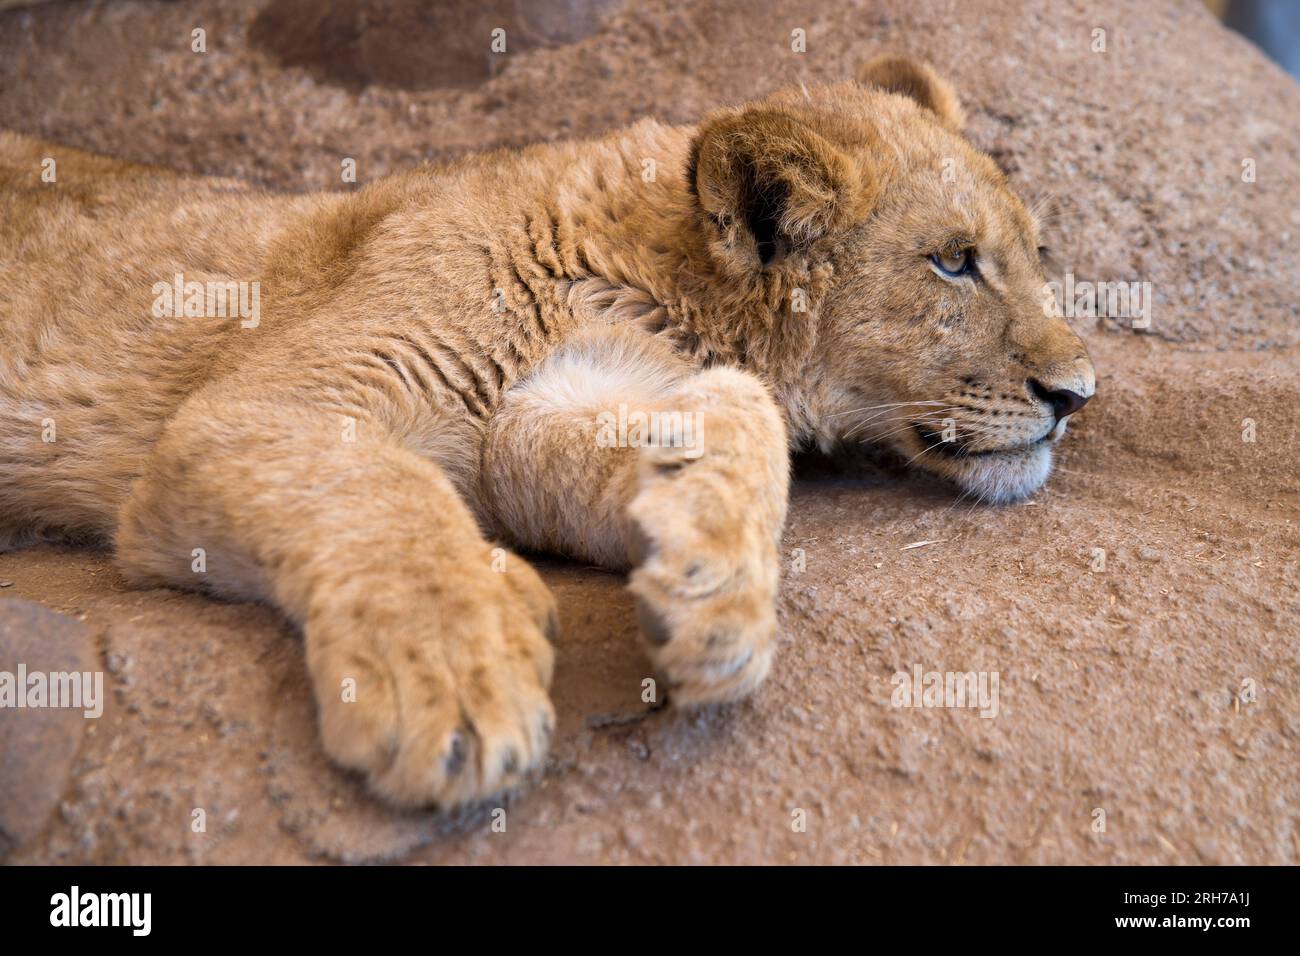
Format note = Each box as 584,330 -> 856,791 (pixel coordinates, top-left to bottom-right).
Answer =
0,57 -> 1094,807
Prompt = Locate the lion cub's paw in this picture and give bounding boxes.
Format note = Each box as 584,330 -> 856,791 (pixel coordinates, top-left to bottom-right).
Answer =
305,555 -> 557,810
626,443 -> 781,707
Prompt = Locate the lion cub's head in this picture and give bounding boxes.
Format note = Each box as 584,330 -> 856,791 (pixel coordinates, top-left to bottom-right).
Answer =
687,56 -> 1095,503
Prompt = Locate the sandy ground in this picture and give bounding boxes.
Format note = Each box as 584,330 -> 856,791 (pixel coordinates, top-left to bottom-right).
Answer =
0,0 -> 1297,864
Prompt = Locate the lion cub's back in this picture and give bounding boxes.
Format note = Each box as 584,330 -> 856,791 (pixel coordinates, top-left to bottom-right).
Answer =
0,132 -> 305,536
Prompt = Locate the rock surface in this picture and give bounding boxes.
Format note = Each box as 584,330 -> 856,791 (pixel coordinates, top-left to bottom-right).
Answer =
0,599 -> 96,859
0,0 -> 1296,864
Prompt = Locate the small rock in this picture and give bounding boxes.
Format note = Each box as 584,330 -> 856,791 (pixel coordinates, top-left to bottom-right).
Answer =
0,600 -> 95,859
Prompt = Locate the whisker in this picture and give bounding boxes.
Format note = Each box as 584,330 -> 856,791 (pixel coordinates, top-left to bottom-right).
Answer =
937,486 -> 975,521
858,410 -> 970,444
830,400 -> 948,419
846,405 -> 965,441
902,444 -> 937,468
840,403 -> 957,440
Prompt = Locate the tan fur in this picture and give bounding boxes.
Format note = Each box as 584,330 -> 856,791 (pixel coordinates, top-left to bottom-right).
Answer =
0,58 -> 1093,808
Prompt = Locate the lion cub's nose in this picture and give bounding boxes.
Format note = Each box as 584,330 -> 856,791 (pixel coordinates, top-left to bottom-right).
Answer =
1029,379 -> 1090,421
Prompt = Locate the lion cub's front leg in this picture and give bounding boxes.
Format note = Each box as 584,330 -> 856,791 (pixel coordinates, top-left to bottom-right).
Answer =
115,390 -> 557,809
483,327 -> 790,705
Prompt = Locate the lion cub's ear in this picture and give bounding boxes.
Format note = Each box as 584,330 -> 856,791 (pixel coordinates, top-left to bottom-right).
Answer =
689,108 -> 865,268
859,55 -> 965,132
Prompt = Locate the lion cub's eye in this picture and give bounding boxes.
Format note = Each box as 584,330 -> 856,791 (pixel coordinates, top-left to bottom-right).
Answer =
930,248 -> 974,278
